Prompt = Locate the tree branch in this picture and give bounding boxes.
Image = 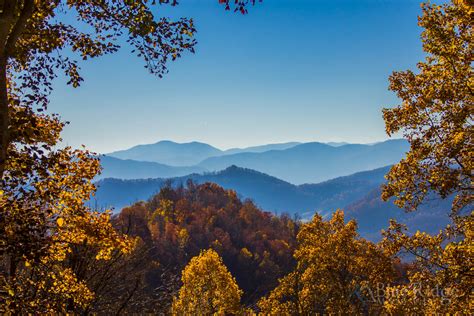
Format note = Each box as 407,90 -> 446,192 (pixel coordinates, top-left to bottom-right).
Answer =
4,0 -> 34,56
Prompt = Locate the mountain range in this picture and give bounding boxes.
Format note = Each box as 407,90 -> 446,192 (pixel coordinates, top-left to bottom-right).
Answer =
97,156 -> 205,180
94,165 -> 391,215
223,142 -> 302,155
107,140 -> 306,166
94,138 -> 450,240
101,139 -> 410,184
198,139 -> 409,184
93,165 -> 451,241
107,140 -> 222,166
345,188 -> 452,241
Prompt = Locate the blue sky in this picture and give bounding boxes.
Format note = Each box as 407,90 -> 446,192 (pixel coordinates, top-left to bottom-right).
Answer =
49,0 -> 428,153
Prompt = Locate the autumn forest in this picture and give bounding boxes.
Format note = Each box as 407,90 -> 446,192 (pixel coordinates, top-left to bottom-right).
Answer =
0,0 -> 472,314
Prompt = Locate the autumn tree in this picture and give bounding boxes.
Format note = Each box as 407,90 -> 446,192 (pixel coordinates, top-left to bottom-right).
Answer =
0,0 -> 258,313
172,249 -> 243,315
379,1 -> 473,314
0,148 -> 134,312
258,211 -> 395,315
381,0 -> 472,214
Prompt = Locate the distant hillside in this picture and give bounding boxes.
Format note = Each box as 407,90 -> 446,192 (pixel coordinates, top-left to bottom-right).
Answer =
94,165 -> 390,215
98,155 -> 206,180
223,142 -> 301,155
345,188 -> 452,241
107,140 -> 222,166
198,139 -> 410,184
299,166 -> 390,211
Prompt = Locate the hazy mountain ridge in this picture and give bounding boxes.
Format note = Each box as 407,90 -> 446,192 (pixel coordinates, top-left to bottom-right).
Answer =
102,139 -> 409,181
107,140 -> 222,166
107,140 -> 306,166
298,166 -> 391,211
223,142 -> 302,155
94,165 -> 391,215
105,140 -> 407,183
198,139 -> 409,184
97,155 -> 206,180
93,164 -> 451,241
325,142 -> 350,147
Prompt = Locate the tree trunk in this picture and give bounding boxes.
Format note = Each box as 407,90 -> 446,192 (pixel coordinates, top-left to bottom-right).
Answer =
0,54 -> 8,181
0,0 -> 15,182
0,0 -> 34,181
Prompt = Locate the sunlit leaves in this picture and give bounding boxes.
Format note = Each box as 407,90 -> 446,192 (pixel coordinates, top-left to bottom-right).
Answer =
172,249 -> 243,315
1,146 -> 133,312
379,2 -> 473,314
381,1 -> 473,215
381,213 -> 474,314
258,211 -> 395,315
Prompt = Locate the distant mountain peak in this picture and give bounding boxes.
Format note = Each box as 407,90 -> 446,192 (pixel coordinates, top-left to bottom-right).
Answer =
107,140 -> 222,167
155,140 -> 213,145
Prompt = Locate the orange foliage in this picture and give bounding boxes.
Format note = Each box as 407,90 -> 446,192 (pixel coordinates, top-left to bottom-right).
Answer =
114,181 -> 298,305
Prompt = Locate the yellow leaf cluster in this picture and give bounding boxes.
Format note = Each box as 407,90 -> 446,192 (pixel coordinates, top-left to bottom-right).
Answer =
172,249 -> 243,315
259,210 -> 395,315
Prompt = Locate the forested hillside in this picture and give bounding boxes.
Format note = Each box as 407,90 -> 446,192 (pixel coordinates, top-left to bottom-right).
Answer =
108,183 -> 299,311
94,164 -> 453,241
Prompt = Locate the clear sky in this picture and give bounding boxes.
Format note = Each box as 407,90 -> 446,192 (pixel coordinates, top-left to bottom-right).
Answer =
48,0 -> 429,153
